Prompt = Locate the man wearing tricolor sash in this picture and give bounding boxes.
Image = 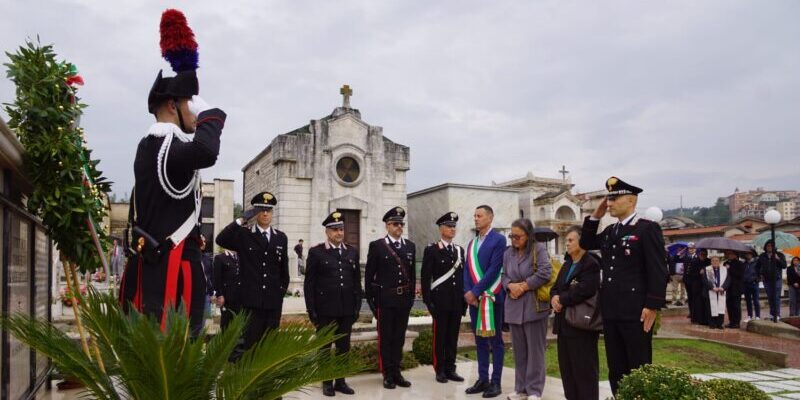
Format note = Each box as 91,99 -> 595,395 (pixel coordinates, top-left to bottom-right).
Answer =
464,205 -> 507,398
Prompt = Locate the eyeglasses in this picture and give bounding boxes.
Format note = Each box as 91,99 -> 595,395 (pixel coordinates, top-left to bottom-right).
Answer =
508,234 -> 525,240
389,222 -> 405,227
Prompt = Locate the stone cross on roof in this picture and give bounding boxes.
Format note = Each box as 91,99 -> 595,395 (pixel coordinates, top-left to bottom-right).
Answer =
559,165 -> 569,181
340,84 -> 353,108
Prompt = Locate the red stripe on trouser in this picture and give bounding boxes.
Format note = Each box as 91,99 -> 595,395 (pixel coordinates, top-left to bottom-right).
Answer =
376,308 -> 383,373
432,319 -> 438,371
160,241 -> 191,331
133,256 -> 143,311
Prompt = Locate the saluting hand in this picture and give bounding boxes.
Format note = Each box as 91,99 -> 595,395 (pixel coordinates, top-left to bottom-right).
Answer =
641,308 -> 657,333
591,197 -> 609,219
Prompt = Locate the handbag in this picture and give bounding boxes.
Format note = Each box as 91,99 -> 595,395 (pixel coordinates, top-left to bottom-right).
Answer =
564,290 -> 603,332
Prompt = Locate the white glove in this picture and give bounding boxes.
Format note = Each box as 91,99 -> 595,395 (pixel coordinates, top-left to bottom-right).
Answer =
188,95 -> 212,116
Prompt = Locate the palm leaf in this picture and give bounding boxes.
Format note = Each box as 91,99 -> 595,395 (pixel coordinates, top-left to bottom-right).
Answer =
218,323 -> 367,400
3,289 -> 365,400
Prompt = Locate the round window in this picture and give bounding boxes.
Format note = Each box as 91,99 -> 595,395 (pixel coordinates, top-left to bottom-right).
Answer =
336,156 -> 360,183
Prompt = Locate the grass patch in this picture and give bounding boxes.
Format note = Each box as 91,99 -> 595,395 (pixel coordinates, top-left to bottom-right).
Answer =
460,338 -> 778,380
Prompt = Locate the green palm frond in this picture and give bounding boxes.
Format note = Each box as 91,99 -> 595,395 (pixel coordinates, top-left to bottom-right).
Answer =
217,323 -> 367,400
2,288 -> 365,400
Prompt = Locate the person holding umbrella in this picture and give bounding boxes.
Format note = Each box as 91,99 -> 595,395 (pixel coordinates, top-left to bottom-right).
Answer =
758,240 -> 786,322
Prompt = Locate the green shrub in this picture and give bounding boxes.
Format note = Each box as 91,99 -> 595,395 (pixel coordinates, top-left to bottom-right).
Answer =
409,309 -> 430,317
351,342 -> 420,372
617,364 -> 710,400
702,379 -> 769,400
412,328 -> 434,365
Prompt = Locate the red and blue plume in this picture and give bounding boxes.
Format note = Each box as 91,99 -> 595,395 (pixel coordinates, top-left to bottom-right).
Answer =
159,9 -> 198,72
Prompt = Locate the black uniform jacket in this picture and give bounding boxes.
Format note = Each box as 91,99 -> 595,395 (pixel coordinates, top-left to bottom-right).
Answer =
365,236 -> 416,309
580,215 -> 669,321
304,242 -> 363,317
421,241 -> 466,312
133,109 -> 225,244
213,252 -> 241,307
550,253 -> 601,336
216,223 -> 289,310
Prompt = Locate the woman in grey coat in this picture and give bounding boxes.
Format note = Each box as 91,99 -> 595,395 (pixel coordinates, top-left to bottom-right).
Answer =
501,218 -> 551,400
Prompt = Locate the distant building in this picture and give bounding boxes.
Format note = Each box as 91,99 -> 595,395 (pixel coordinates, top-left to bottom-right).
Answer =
727,187 -> 799,220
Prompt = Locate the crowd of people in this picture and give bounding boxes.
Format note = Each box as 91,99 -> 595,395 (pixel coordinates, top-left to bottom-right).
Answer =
668,240 -> 797,329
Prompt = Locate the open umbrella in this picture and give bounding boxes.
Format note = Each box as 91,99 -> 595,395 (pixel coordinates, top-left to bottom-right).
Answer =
533,227 -> 558,242
695,237 -> 750,253
784,246 -> 800,258
751,231 -> 800,251
667,242 -> 689,257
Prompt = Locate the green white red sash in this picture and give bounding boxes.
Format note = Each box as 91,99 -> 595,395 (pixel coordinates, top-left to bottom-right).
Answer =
466,236 -> 502,337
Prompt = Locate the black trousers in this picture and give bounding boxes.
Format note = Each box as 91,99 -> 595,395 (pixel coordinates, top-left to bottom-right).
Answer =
317,315 -> 356,385
242,307 -> 281,350
685,279 -> 695,318
121,249 -> 206,336
376,306 -> 411,378
726,291 -> 742,327
603,320 -> 653,395
219,304 -> 241,332
557,331 -> 600,400
432,310 -> 461,375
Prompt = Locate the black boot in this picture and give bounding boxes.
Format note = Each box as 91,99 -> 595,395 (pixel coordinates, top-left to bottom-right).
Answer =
333,379 -> 354,395
394,373 -> 411,387
482,383 -> 502,398
465,379 -> 490,394
445,370 -> 464,382
383,375 -> 396,389
435,371 -> 448,383
322,381 -> 335,397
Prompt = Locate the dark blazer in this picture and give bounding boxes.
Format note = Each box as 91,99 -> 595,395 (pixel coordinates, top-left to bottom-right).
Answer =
551,253 -> 601,336
787,265 -> 800,287
212,252 -> 241,307
365,236 -> 416,309
463,230 -> 507,304
581,215 -> 669,321
215,222 -> 289,310
304,242 -> 363,317
758,252 -> 786,282
723,258 -> 744,294
421,241 -> 467,312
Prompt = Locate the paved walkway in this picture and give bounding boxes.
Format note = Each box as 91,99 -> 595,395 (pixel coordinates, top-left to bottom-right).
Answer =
690,368 -> 800,399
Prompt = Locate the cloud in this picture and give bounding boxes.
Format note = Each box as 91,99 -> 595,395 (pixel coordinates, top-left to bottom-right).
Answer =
1,0 -> 798,213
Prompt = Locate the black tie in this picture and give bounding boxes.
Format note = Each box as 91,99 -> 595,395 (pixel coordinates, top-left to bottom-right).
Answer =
262,230 -> 270,244
338,247 -> 342,257
395,241 -> 402,250
447,244 -> 454,255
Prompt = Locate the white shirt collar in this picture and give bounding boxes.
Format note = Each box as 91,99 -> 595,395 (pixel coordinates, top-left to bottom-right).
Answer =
385,235 -> 404,246
257,226 -> 271,236
440,238 -> 452,247
618,213 -> 637,226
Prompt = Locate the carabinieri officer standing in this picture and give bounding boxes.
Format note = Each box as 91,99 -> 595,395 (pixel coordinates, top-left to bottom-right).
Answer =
365,207 -> 416,390
421,212 -> 467,384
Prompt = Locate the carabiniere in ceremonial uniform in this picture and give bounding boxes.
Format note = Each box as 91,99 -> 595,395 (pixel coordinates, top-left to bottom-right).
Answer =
421,212 -> 467,384
365,207 -> 416,390
212,249 -> 241,332
304,210 -> 362,396
216,192 -> 289,355
580,177 -> 668,395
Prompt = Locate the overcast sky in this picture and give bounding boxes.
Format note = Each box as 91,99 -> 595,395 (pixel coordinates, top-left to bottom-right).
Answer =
2,0 -> 798,212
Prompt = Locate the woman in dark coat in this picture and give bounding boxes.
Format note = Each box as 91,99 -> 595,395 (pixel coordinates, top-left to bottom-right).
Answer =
787,257 -> 800,317
550,226 -> 601,400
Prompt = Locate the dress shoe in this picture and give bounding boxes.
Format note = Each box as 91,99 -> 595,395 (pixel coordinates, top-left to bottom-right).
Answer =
482,383 -> 502,398
446,371 -> 465,382
394,373 -> 411,387
322,382 -> 335,397
465,379 -> 490,394
436,372 -> 448,383
506,393 -> 526,400
383,377 -> 396,389
333,381 -> 355,395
